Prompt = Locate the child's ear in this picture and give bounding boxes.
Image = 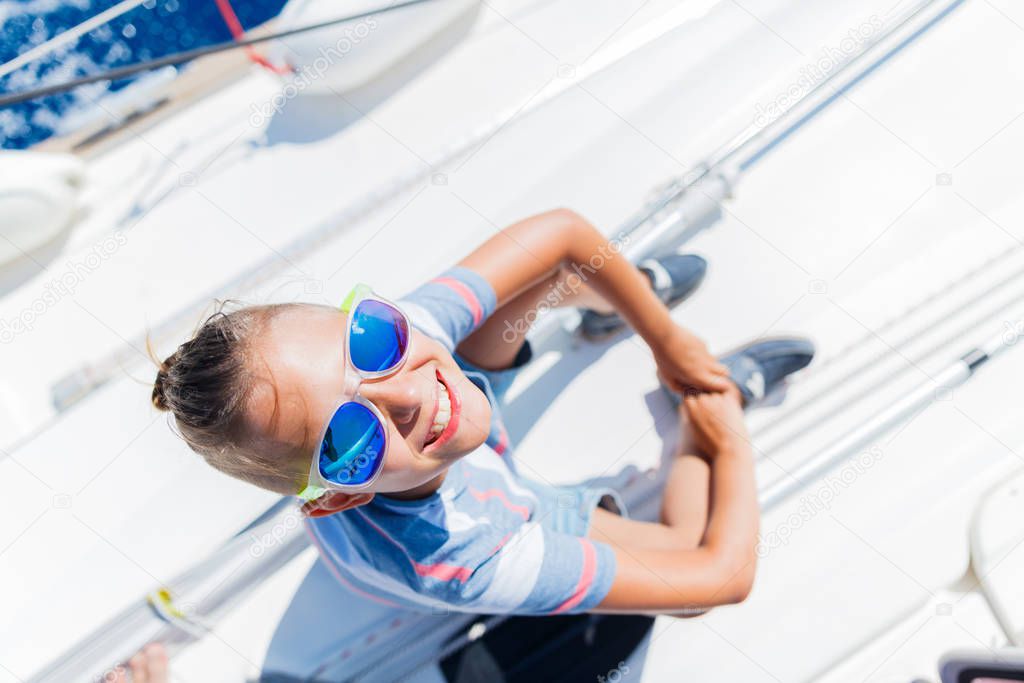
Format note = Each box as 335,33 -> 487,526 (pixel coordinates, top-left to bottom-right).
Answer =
301,491 -> 374,518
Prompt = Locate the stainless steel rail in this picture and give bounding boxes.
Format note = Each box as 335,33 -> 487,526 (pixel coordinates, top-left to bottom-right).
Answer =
517,0 -> 966,348
611,0 -> 968,263
759,322 -> 1021,508
719,0 -> 968,173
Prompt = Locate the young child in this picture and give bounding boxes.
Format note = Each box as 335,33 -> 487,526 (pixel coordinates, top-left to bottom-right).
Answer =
152,208 -> 813,615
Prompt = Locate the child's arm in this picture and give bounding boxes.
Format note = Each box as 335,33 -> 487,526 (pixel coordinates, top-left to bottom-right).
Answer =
457,209 -> 730,392
591,388 -> 759,613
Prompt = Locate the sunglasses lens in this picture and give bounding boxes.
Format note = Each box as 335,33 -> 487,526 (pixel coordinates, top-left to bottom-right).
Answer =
349,299 -> 409,373
318,402 -> 386,486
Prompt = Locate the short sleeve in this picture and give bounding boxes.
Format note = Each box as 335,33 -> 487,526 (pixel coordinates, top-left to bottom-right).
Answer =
397,266 -> 497,352
440,523 -> 618,616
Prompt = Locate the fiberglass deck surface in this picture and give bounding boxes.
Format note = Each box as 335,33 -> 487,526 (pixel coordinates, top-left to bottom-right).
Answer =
4,0 -> 1024,680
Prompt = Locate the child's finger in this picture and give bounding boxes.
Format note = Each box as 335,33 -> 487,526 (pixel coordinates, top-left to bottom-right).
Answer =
144,644 -> 168,682
129,653 -> 148,683
702,372 -> 732,393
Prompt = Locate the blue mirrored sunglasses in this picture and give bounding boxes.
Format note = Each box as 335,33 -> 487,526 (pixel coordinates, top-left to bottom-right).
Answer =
299,285 -> 410,501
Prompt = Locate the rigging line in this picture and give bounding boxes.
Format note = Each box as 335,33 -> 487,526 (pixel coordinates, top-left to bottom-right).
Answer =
212,0 -> 293,74
0,0 -> 439,107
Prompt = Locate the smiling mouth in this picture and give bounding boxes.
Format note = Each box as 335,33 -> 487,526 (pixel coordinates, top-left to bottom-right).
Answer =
424,369 -> 460,450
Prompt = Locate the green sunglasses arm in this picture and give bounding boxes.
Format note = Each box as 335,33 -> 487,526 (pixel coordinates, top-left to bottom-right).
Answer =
298,484 -> 327,502
341,283 -> 372,313
304,282 -> 380,504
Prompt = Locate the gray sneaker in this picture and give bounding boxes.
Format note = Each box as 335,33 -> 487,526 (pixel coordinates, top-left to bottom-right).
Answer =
662,337 -> 816,408
579,253 -> 707,340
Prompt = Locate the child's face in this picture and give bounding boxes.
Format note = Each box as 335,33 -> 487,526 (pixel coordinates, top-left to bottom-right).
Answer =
245,304 -> 492,496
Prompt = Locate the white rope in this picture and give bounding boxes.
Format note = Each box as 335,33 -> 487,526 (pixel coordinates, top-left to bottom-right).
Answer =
0,0 -> 150,81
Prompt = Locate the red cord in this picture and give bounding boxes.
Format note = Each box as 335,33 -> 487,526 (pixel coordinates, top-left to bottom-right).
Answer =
213,0 -> 292,74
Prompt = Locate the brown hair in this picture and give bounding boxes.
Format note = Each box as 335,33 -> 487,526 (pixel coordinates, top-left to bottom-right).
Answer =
152,302 -> 302,494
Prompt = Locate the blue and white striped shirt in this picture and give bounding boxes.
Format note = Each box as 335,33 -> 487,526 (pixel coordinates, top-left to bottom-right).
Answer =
306,267 -> 618,615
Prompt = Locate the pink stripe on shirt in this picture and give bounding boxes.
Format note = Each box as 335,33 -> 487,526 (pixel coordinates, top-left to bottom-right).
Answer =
551,538 -> 598,614
493,427 -> 509,455
413,561 -> 474,583
469,486 -> 531,520
356,507 -> 475,583
432,276 -> 483,326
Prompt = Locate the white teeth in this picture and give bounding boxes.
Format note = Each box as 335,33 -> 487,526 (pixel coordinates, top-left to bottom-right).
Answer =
429,380 -> 451,439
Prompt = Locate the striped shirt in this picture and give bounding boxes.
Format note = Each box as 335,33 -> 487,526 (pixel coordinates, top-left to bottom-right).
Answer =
305,267 -> 617,614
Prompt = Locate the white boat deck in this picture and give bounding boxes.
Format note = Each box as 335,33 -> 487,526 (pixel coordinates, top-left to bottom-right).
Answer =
3,0 -> 1024,680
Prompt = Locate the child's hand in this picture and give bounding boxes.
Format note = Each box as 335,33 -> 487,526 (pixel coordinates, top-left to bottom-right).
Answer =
654,326 -> 732,394
682,389 -> 749,459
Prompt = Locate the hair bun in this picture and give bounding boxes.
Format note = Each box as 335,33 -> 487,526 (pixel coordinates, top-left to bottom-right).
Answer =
151,351 -> 178,411
152,370 -> 170,411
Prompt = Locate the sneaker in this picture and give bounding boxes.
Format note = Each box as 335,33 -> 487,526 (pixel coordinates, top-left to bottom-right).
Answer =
662,337 -> 815,408
720,337 -> 815,406
579,253 -> 707,340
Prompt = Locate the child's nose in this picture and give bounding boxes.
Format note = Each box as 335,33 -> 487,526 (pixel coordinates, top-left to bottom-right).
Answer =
361,375 -> 423,425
